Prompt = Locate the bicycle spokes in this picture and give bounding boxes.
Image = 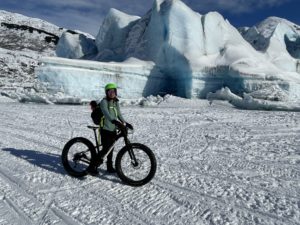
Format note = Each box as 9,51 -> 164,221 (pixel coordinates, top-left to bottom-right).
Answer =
73,151 -> 91,164
119,147 -> 152,181
68,144 -> 91,172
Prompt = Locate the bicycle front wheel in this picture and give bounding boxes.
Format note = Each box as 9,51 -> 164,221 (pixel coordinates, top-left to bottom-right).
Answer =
62,137 -> 96,177
116,143 -> 157,186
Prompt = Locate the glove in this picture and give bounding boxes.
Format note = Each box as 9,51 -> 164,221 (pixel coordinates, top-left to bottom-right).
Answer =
111,120 -> 125,129
126,123 -> 133,130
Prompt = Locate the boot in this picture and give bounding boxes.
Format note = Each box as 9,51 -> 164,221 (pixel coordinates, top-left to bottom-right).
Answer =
87,166 -> 99,176
107,161 -> 116,173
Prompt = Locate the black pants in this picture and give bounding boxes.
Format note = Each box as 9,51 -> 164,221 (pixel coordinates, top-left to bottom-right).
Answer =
100,129 -> 117,166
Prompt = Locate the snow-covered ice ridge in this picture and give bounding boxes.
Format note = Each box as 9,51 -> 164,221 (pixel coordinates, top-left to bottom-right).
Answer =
37,57 -> 155,99
37,0 -> 300,109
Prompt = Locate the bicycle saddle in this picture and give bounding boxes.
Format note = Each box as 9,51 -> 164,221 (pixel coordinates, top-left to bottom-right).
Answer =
87,125 -> 100,130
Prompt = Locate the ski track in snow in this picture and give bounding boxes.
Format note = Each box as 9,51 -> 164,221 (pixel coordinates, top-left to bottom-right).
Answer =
0,101 -> 299,225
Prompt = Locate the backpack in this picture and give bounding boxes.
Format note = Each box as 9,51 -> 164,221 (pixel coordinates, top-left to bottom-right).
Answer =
91,105 -> 104,125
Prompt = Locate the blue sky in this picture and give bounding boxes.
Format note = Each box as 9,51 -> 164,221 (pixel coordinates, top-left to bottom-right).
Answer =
0,0 -> 299,36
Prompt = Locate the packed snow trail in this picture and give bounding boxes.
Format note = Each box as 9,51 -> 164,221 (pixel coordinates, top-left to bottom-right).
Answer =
0,98 -> 299,225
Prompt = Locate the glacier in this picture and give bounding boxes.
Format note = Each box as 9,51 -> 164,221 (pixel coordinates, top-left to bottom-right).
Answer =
55,31 -> 97,59
37,57 -> 155,99
240,16 -> 300,73
37,0 -> 300,109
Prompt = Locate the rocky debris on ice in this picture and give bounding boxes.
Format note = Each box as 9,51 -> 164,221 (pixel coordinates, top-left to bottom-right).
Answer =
0,10 -> 94,102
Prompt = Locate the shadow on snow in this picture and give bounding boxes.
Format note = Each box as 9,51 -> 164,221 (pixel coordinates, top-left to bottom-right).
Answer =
2,148 -> 66,175
1,148 -> 123,184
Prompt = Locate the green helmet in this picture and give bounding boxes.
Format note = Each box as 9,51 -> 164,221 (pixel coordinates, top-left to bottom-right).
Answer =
105,83 -> 117,91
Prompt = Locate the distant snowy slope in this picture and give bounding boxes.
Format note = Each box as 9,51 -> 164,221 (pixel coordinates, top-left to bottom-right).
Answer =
0,10 -> 66,54
0,10 -> 94,101
0,10 -> 64,36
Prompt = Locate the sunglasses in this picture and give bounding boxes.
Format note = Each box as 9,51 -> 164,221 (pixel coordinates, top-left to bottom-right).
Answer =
107,89 -> 116,94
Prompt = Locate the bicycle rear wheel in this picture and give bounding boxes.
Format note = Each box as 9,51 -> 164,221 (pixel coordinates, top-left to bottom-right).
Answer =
116,143 -> 157,186
62,137 -> 96,177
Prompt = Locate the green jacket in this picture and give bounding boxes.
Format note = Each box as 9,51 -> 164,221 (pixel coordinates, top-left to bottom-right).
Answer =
100,97 -> 125,132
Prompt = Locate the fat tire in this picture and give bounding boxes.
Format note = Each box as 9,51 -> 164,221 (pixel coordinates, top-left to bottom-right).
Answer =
62,137 -> 96,177
115,143 -> 157,186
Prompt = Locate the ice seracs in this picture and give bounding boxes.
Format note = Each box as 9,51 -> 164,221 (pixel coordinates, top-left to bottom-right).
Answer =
37,0 -> 300,109
95,8 -> 140,62
240,16 -> 300,73
55,31 -> 97,59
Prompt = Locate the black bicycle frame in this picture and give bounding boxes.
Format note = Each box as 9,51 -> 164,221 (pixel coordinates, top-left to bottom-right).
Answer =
89,126 -> 137,165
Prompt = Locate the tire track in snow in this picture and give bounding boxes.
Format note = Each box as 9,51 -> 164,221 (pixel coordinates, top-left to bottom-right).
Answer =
37,179 -> 65,225
230,160 -> 300,179
200,153 -> 300,180
100,181 -> 202,225
54,179 -> 154,225
154,179 -> 298,225
165,165 -> 299,202
0,126 -> 63,152
91,184 -> 156,225
0,164 -> 82,225
36,176 -> 167,224
0,168 -> 44,223
166,156 -> 300,204
0,118 -> 70,141
0,195 -> 32,225
0,119 -> 94,154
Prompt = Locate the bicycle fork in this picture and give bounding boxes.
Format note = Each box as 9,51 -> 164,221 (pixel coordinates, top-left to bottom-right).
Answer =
124,136 -> 139,167
128,147 -> 139,167
98,131 -> 139,167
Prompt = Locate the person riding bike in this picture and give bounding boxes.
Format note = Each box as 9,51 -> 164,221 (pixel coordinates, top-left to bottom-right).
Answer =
89,83 -> 133,175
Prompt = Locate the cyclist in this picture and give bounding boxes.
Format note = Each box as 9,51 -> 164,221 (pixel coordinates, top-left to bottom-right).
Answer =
89,83 -> 133,175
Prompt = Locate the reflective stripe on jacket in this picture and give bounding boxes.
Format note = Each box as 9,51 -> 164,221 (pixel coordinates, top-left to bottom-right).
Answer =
100,98 -> 125,131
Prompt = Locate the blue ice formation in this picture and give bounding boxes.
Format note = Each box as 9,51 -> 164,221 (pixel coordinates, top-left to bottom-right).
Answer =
40,0 -> 300,103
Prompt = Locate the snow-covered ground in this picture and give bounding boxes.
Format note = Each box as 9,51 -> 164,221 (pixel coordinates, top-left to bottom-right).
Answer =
0,98 -> 299,225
